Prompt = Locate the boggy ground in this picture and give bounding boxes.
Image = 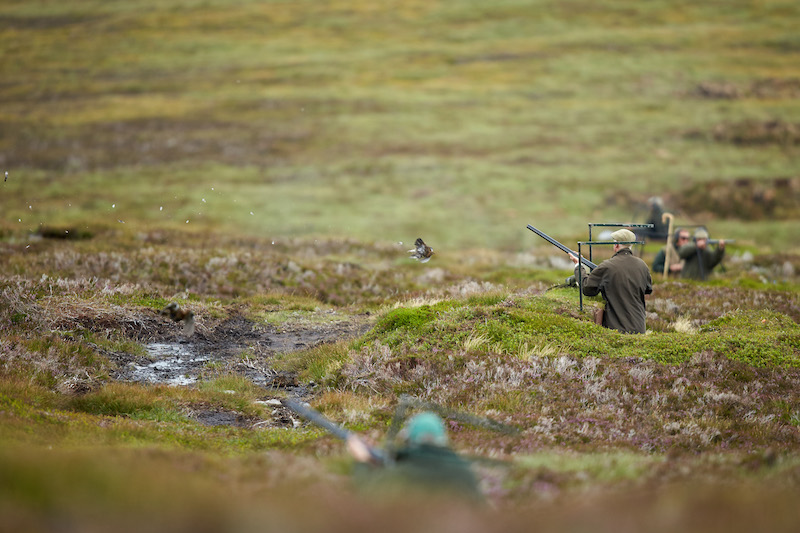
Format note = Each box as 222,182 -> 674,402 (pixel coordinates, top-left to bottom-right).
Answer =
109,310 -> 370,385
102,307 -> 374,427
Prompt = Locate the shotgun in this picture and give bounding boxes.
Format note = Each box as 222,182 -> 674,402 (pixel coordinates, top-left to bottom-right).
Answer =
526,225 -> 598,270
281,398 -> 386,464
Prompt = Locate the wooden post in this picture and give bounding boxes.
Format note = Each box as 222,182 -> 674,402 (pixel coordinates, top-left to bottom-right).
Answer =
661,212 -> 674,281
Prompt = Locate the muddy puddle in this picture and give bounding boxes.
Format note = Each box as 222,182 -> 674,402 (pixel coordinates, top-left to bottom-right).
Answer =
112,313 -> 371,390
133,343 -> 207,386
105,314 -> 372,428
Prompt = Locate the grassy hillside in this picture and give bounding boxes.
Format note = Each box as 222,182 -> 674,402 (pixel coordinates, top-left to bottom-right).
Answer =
1,0 -> 799,250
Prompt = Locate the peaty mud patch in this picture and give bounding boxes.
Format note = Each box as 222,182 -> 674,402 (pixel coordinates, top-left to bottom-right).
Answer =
111,312 -> 371,391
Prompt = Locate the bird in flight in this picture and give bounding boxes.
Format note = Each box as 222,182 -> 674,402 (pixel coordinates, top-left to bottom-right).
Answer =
159,302 -> 195,336
408,238 -> 434,263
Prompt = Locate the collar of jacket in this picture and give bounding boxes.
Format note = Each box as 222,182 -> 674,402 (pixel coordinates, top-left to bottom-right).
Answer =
613,248 -> 634,257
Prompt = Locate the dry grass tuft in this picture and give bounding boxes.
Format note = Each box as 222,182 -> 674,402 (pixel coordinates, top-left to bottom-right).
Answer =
672,316 -> 698,334
392,296 -> 443,309
463,333 -> 489,352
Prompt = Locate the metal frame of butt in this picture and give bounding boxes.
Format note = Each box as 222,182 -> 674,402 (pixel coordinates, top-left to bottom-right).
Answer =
575,239 -> 644,312
587,223 -> 653,262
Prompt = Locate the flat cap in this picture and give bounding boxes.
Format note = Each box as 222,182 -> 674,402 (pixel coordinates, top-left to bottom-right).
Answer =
611,228 -> 636,243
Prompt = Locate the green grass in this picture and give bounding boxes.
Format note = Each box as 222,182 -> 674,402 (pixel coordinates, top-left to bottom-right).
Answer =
357,294 -> 799,367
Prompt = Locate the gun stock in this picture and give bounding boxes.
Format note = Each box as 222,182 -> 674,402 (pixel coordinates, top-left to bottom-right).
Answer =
526,225 -> 598,270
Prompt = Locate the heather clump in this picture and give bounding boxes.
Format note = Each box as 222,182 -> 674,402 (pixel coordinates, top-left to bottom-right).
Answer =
0,334 -> 111,392
310,286 -> 800,456
646,281 -> 800,330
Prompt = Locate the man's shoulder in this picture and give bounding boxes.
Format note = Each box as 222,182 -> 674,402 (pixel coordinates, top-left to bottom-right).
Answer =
611,250 -> 650,270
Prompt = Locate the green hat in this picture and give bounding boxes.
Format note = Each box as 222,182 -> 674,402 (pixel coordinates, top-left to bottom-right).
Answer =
694,228 -> 709,240
401,412 -> 448,447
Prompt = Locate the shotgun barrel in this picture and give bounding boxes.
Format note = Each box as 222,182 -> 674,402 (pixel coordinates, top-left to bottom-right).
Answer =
526,225 -> 598,270
281,398 -> 386,464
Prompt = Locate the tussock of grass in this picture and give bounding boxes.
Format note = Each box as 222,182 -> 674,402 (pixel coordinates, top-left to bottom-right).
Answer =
672,316 -> 698,334
66,382 -> 183,419
463,332 -> 489,351
0,335 -> 111,390
275,340 -> 353,385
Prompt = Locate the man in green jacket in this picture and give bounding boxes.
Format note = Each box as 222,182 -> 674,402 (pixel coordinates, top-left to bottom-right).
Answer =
570,228 -> 653,334
678,228 -> 726,280
348,412 -> 483,502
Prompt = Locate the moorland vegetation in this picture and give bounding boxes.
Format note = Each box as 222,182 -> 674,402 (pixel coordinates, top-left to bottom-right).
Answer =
1,0 -> 800,531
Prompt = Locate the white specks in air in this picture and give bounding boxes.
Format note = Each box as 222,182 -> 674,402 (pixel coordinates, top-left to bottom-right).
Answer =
118,220 -> 125,224
159,206 -> 163,211
112,204 -> 115,208
4,171 -> 7,182
186,220 -> 190,224
202,198 -> 206,203
250,212 -> 254,216
29,205 -> 32,210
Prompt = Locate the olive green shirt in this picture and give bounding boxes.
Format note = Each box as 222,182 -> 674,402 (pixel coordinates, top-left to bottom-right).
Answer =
678,243 -> 725,280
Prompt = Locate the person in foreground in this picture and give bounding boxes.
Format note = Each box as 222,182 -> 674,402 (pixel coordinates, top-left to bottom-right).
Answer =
347,412 -> 483,502
570,228 -> 653,334
678,228 -> 726,281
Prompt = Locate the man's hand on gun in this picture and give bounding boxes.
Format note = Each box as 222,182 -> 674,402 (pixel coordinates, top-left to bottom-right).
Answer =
347,434 -> 380,465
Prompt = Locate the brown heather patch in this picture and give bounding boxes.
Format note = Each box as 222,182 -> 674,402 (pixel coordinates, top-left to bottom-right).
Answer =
712,119 -> 800,146
1,116 -> 317,171
335,345 -> 800,454
0,336 -> 111,392
682,120 -> 800,151
648,281 -> 800,327
0,237 -> 451,306
692,78 -> 800,100
676,176 -> 800,221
